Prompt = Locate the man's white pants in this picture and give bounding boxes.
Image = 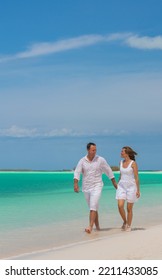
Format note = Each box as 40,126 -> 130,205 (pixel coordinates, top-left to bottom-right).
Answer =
84,188 -> 102,211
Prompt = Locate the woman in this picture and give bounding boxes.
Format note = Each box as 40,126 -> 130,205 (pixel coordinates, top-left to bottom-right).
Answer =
116,146 -> 140,232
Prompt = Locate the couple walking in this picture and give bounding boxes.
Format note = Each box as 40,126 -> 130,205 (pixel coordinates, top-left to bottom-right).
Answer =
74,142 -> 140,233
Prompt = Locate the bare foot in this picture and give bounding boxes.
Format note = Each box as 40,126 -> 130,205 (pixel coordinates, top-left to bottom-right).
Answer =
96,226 -> 100,231
121,223 -> 127,231
85,227 -> 92,234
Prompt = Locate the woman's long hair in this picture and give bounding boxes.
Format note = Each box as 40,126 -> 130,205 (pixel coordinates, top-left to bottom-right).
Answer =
123,146 -> 137,161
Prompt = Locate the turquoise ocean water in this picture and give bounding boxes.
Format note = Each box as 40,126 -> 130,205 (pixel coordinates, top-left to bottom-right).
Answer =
0,171 -> 162,259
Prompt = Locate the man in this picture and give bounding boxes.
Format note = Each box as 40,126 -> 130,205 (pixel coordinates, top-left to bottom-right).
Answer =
74,142 -> 117,233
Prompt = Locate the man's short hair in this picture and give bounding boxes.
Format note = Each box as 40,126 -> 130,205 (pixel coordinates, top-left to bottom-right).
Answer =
87,142 -> 96,150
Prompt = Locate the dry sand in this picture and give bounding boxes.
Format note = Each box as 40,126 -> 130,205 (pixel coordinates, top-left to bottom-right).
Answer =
12,224 -> 162,260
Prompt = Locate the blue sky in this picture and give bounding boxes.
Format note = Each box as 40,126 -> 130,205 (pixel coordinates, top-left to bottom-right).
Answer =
0,0 -> 162,170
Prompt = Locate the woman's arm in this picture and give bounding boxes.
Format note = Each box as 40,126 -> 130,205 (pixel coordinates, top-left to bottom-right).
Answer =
132,161 -> 140,198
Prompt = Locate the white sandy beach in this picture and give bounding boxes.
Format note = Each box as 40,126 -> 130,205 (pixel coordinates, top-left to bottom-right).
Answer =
11,224 -> 162,260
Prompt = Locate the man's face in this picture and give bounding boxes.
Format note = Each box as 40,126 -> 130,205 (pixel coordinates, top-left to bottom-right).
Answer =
88,145 -> 97,158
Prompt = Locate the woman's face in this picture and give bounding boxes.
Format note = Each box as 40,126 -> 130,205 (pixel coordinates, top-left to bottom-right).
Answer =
121,148 -> 127,158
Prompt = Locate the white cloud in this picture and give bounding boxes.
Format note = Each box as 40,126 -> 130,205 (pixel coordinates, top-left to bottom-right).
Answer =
0,125 -> 130,138
0,125 -> 81,137
16,35 -> 105,58
44,128 -> 76,137
0,34 -> 108,62
125,35 -> 162,49
2,32 -> 162,63
0,125 -> 39,137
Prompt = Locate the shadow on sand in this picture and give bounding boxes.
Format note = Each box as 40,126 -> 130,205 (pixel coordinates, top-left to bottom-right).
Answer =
98,227 -> 146,232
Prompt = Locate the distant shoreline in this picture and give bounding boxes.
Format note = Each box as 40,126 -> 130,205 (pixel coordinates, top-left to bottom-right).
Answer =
0,169 -> 74,172
0,169 -> 161,173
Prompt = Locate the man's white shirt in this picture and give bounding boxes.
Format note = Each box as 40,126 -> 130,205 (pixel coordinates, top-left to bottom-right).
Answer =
74,155 -> 114,192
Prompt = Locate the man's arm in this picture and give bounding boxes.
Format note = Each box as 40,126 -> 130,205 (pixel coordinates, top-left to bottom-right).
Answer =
74,159 -> 83,193
74,178 -> 80,192
111,177 -> 117,189
102,158 -> 117,189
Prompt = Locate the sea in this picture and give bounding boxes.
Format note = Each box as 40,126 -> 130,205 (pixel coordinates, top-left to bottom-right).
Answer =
0,171 -> 162,259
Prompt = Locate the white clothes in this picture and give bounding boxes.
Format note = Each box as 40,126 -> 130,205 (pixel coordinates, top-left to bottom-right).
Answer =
74,155 -> 114,192
84,188 -> 102,211
116,160 -> 137,203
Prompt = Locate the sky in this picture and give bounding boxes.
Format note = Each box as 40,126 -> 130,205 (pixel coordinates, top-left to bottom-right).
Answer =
0,0 -> 162,170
